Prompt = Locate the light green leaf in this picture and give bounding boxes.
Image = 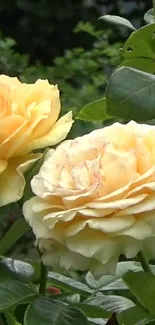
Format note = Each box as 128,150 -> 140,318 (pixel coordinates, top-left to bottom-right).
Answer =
48,271 -> 93,297
77,98 -> 112,122
24,297 -> 88,325
117,305 -> 155,325
106,66 -> 155,121
99,15 -> 136,30
0,218 -> 29,255
85,295 -> 135,314
120,58 -> 155,74
123,271 -> 155,314
122,24 -> 155,60
144,9 -> 155,25
0,281 -> 37,312
0,258 -> 35,283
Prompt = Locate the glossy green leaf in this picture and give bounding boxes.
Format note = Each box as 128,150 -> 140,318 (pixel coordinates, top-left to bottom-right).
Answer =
48,271 -> 93,297
106,66 -> 155,121
117,305 -> 155,325
0,258 -> 35,283
0,218 -> 29,255
24,297 -> 88,325
99,15 -> 136,30
123,271 -> 155,314
85,295 -> 135,314
77,98 -> 111,122
0,281 -> 37,312
144,9 -> 155,25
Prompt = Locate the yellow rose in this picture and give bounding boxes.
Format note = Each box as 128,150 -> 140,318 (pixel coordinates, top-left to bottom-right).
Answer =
23,121 -> 155,277
0,75 -> 73,206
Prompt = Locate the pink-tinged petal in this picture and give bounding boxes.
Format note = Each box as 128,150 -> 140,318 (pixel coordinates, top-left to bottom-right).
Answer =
23,121 -> 155,276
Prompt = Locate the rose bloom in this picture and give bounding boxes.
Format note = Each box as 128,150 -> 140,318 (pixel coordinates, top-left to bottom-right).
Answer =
0,75 -> 73,206
23,121 -> 155,277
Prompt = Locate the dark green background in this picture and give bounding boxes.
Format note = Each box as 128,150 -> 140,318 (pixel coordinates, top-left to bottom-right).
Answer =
0,0 -> 152,64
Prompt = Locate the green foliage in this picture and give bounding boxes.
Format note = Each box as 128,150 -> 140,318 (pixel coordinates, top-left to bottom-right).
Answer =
0,280 -> 37,311
106,66 -> 155,121
0,258 -> 35,283
77,98 -> 110,122
0,219 -> 29,256
0,23 -> 121,115
25,297 -> 88,325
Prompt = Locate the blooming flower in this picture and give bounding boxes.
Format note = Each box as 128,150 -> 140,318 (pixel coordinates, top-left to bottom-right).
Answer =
23,121 -> 155,277
0,75 -> 73,206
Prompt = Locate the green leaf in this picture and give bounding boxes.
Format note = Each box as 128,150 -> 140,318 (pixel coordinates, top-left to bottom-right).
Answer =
24,297 -> 88,325
85,295 -> 135,314
106,66 -> 155,121
144,9 -> 155,25
0,280 -> 37,312
117,305 -> 155,325
122,24 -> 155,60
73,303 -> 111,319
0,218 -> 29,255
99,15 -> 136,30
77,98 -> 112,122
0,258 -> 35,283
48,271 -> 93,297
123,271 -> 155,314
120,58 -> 155,74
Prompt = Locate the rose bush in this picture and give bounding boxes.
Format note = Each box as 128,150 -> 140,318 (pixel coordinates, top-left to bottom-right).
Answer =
0,75 -> 73,207
23,121 -> 155,277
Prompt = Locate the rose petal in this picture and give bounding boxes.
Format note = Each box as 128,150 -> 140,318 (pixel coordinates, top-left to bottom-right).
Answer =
0,153 -> 41,206
28,111 -> 73,150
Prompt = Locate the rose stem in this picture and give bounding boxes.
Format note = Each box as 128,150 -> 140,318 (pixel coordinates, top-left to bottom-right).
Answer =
37,248 -> 48,295
39,261 -> 48,295
137,251 -> 153,273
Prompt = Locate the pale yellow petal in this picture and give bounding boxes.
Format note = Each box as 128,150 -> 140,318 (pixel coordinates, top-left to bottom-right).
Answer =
28,111 -> 73,150
23,197 -> 51,238
116,221 -> 152,239
0,153 -> 41,206
115,194 -> 155,217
